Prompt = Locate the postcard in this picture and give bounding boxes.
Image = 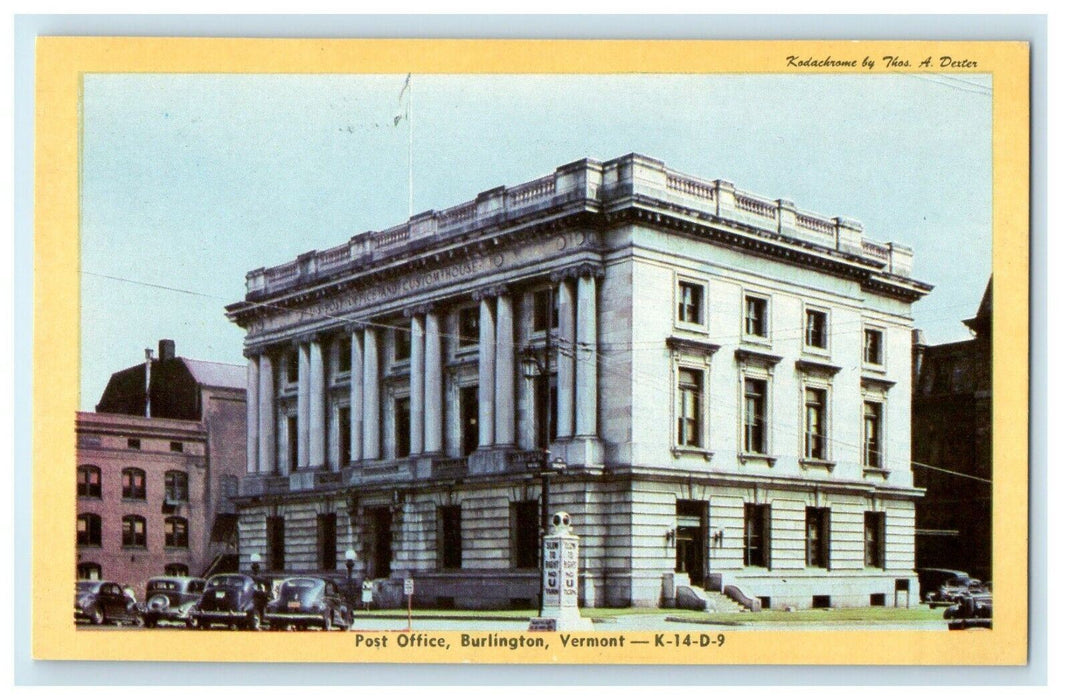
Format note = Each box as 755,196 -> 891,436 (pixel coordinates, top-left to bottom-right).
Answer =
32,36 -> 1029,666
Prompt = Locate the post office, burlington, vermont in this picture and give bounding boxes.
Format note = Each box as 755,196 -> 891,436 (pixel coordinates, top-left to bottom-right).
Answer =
226,153 -> 931,611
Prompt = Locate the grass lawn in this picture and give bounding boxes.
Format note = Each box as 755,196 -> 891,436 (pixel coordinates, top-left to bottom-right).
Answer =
351,606 -> 945,623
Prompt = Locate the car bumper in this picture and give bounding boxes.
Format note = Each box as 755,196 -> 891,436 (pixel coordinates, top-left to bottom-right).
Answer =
265,612 -> 329,624
193,610 -> 250,623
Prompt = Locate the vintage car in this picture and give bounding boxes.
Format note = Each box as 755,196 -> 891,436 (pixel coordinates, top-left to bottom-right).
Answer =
264,576 -> 352,631
74,580 -> 143,626
944,591 -> 993,630
141,576 -> 207,628
918,568 -> 987,605
190,574 -> 271,630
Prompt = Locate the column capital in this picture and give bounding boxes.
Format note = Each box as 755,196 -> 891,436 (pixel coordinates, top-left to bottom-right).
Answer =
472,284 -> 509,302
344,320 -> 367,334
552,262 -> 605,282
402,303 -> 435,318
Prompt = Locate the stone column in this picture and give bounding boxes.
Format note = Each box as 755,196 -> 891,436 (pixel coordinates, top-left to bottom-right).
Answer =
409,314 -> 425,455
297,342 -> 310,470
245,353 -> 260,474
575,273 -> 598,437
309,338 -> 326,469
349,327 -> 363,463
258,353 -> 276,474
423,311 -> 443,453
495,292 -> 516,445
478,295 -> 496,448
556,278 -> 576,439
362,327 -> 380,460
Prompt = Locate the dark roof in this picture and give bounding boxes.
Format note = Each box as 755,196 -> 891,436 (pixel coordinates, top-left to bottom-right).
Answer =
95,355 -> 244,420
181,359 -> 245,390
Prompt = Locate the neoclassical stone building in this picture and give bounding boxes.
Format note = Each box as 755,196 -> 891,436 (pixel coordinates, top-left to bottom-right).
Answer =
227,154 -> 931,610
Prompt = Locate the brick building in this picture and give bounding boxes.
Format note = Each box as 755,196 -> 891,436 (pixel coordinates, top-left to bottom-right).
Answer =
75,340 -> 246,593
227,154 -> 931,609
912,279 -> 992,581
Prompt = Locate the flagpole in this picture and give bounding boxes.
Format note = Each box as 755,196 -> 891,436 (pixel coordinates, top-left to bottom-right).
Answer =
408,76 -> 414,219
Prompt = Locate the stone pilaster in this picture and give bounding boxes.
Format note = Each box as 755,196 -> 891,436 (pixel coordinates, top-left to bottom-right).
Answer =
495,292 -> 516,446
409,314 -> 425,455
423,311 -> 443,453
297,341 -> 310,469
309,338 -> 326,468
348,326 -> 363,463
575,273 -> 598,437
245,353 -> 260,474
258,353 -> 276,474
362,327 -> 380,460
478,296 -> 496,448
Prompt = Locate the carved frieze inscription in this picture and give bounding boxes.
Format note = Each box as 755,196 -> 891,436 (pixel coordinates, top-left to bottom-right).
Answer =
249,230 -> 591,335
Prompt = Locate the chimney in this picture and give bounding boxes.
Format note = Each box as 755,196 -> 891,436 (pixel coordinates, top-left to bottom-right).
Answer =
158,339 -> 176,362
144,348 -> 154,418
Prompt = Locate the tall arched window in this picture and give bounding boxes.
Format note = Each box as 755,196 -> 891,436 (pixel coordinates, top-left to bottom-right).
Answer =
122,515 -> 146,547
164,471 -> 189,502
165,516 -> 188,548
121,468 -> 146,500
77,562 -> 102,580
77,513 -> 102,546
77,465 -> 101,498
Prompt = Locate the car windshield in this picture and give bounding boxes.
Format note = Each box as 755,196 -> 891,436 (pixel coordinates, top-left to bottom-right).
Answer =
206,575 -> 247,589
148,580 -> 179,591
280,578 -> 323,594
77,581 -> 101,593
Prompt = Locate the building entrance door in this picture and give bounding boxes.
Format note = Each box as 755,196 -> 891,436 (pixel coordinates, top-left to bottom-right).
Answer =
675,500 -> 708,586
369,507 -> 392,579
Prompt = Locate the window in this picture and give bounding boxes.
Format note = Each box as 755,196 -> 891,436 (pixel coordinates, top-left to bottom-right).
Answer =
532,288 -> 559,333
122,468 -> 146,500
122,515 -> 146,548
864,511 -> 885,568
287,414 -> 298,471
743,504 -> 770,568
337,336 -> 352,374
285,349 -> 299,384
338,406 -> 352,466
438,505 -> 463,570
805,507 -> 830,569
77,465 -> 101,498
164,516 -> 188,548
677,368 -> 704,447
170,441 -> 184,453
743,378 -> 768,454
864,328 -> 884,366
533,374 -> 558,450
863,401 -> 883,469
318,513 -> 337,570
394,327 -> 411,362
804,387 -> 828,460
164,563 -> 189,577
77,513 -> 102,547
127,438 -> 141,450
677,281 -> 704,325
510,501 -> 540,569
77,562 -> 102,580
395,397 -> 411,458
805,309 -> 828,350
460,385 -> 479,456
267,515 -> 285,571
458,306 -> 480,348
165,471 -> 189,502
744,295 -> 768,338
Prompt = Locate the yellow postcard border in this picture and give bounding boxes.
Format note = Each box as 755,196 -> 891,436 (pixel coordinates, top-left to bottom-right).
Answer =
32,37 -> 1030,665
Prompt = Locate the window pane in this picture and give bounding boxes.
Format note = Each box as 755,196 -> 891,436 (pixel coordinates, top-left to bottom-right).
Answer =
439,506 -> 462,570
745,297 -> 767,337
806,310 -> 827,348
678,283 -> 702,324
744,379 -> 767,453
394,328 -> 411,361
864,329 -> 883,364
458,307 -> 480,347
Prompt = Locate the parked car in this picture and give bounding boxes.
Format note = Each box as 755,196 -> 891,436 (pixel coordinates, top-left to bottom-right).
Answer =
190,574 -> 271,630
142,577 -> 207,628
265,576 -> 352,631
74,580 -> 143,626
918,568 -> 987,605
944,590 -> 993,630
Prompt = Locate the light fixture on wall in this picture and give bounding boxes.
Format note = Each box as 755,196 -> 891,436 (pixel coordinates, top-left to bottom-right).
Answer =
712,529 -> 724,548
665,528 -> 676,546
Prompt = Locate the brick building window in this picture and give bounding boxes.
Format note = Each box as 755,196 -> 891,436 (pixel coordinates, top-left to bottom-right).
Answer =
127,438 -> 141,450
170,441 -> 184,453
165,516 -> 188,548
77,562 -> 102,580
438,505 -> 463,570
165,471 -> 189,502
77,513 -> 102,547
77,465 -> 101,498
122,515 -> 146,548
121,468 -> 146,500
165,563 -> 189,577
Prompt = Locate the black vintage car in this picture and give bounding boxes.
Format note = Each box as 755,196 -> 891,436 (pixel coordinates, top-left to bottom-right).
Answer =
142,576 -> 207,628
190,574 -> 271,630
75,580 -> 143,626
944,591 -> 993,630
264,577 -> 352,631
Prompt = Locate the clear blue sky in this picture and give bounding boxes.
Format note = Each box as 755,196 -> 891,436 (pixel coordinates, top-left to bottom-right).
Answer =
80,73 -> 992,409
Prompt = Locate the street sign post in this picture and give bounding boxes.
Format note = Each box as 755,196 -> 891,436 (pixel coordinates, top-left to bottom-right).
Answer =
404,577 -> 414,630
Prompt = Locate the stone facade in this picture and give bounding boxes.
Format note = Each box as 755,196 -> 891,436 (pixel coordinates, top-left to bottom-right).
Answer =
76,341 -> 246,596
227,154 -> 931,610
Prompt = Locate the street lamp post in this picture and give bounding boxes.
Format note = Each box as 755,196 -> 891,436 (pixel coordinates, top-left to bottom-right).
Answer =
250,552 -> 262,577
345,548 -> 357,612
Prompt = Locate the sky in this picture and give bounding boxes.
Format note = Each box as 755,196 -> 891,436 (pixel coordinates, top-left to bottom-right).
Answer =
79,73 -> 992,410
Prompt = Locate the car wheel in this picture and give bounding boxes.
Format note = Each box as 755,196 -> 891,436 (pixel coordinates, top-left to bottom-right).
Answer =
323,612 -> 333,631
145,617 -> 157,629
89,606 -> 105,625
246,610 -> 262,631
133,615 -> 145,628
185,618 -> 197,629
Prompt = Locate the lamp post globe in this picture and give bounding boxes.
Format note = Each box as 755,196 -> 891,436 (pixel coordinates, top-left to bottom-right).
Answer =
249,551 -> 262,576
